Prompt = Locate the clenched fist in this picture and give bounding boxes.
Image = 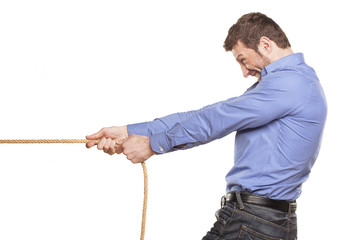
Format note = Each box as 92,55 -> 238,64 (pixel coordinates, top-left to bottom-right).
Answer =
86,126 -> 129,155
121,134 -> 156,164
86,126 -> 156,163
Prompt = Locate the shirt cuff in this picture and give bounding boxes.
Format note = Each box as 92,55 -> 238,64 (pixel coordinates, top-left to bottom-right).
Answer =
127,122 -> 150,137
150,132 -> 172,154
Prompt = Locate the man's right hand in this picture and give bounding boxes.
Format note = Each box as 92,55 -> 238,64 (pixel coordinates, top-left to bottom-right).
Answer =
86,126 -> 129,155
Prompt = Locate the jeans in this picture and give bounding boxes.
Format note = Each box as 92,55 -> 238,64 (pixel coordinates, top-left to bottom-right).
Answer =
202,194 -> 297,240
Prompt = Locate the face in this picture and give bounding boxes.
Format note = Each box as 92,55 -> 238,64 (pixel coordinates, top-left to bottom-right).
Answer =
232,41 -> 270,82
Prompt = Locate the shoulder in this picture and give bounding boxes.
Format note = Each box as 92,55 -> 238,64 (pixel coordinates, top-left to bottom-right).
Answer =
260,68 -> 312,92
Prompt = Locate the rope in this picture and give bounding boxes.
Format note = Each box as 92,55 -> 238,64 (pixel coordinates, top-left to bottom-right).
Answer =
0,139 -> 148,240
140,160 -> 148,240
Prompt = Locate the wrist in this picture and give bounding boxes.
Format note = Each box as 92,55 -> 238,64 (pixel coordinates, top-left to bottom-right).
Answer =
124,125 -> 129,138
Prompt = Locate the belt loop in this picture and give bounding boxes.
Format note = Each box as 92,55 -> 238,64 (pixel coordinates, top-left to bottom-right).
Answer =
221,195 -> 226,208
235,191 -> 245,210
288,202 -> 296,218
287,202 -> 295,218
287,203 -> 291,218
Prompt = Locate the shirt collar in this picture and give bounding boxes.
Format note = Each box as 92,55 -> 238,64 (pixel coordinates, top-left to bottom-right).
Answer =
261,53 -> 305,78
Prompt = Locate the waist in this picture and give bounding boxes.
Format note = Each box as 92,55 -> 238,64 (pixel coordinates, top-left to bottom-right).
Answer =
222,191 -> 297,213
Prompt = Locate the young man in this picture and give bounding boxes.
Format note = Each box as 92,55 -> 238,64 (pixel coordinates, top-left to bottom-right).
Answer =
86,12 -> 327,240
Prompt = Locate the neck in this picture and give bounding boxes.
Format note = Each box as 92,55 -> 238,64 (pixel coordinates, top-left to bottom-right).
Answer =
269,47 -> 294,63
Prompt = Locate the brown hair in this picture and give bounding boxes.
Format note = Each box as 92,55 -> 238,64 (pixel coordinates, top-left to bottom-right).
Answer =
223,12 -> 291,52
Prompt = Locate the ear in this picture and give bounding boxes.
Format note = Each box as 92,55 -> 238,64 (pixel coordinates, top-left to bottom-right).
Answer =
257,36 -> 272,56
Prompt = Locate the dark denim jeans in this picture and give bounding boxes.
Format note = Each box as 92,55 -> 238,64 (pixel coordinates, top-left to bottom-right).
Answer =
202,195 -> 297,240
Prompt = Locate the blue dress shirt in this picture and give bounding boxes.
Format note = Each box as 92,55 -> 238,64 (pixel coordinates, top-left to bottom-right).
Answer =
127,53 -> 327,201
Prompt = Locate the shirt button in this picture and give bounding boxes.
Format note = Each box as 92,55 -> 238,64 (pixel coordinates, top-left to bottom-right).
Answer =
159,147 -> 164,152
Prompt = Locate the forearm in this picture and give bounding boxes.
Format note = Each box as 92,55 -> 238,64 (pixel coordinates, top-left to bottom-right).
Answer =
127,99 -> 235,137
127,112 -> 194,137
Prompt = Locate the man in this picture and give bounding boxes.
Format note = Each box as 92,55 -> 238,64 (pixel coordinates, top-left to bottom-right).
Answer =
86,12 -> 327,240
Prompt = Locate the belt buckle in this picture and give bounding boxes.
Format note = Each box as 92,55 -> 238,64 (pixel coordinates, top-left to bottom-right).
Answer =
290,202 -> 297,212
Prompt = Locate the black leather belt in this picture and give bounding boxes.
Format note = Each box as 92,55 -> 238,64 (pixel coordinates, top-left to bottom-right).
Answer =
221,192 -> 297,213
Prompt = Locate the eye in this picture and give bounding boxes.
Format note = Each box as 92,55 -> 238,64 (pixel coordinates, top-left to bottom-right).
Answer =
239,58 -> 245,64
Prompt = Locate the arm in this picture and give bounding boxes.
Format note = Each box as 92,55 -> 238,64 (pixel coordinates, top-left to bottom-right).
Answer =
85,97 -> 240,161
149,74 -> 308,154
87,74 -> 308,163
127,98 -> 241,137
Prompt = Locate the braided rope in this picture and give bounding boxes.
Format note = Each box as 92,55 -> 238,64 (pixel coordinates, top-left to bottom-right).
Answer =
0,139 -> 90,144
140,161 -> 148,240
0,139 -> 148,240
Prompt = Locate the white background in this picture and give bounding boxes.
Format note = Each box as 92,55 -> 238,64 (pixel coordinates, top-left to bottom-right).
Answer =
0,0 -> 359,239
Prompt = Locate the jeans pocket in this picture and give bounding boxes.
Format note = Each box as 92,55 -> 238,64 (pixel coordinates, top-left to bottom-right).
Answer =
216,204 -> 234,225
238,225 -> 283,240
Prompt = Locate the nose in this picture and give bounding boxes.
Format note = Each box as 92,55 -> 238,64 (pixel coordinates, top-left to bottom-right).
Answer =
240,63 -> 250,78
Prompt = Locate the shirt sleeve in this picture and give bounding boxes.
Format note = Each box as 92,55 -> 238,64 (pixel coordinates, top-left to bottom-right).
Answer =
127,96 -> 240,136
149,72 -> 310,154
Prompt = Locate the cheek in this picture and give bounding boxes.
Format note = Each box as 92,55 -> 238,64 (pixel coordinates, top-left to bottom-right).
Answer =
254,57 -> 262,67
256,55 -> 270,69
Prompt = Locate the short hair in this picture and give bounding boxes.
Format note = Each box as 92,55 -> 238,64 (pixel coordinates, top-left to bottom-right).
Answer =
223,12 -> 291,52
